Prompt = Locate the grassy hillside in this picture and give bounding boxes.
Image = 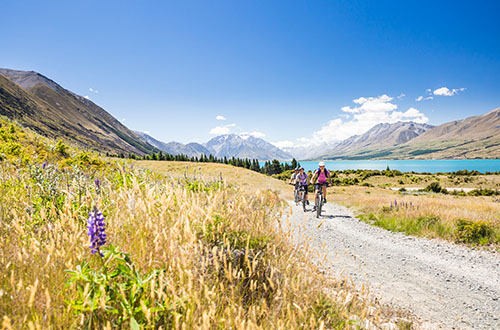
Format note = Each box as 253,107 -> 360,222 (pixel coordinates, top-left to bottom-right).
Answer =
0,118 -> 409,329
134,160 -> 294,199
322,108 -> 500,160
0,70 -> 156,155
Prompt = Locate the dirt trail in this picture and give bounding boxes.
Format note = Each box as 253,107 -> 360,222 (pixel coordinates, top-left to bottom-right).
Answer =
283,201 -> 500,329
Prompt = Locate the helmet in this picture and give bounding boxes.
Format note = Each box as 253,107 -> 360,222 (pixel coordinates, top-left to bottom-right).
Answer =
318,161 -> 325,167
299,167 -> 304,170
294,168 -> 299,171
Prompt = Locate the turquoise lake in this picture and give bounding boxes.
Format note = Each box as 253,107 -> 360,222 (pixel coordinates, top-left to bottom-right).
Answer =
287,160 -> 500,173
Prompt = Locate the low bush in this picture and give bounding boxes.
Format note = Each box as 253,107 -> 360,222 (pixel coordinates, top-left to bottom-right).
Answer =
424,182 -> 448,194
467,188 -> 499,196
455,219 -> 495,245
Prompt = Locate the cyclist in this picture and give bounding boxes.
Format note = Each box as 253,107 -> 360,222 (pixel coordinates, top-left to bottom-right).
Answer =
289,168 -> 299,185
289,168 -> 300,203
310,161 -> 331,210
296,167 -> 309,205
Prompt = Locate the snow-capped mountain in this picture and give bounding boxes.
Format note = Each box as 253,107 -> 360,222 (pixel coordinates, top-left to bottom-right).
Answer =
135,131 -> 210,157
204,134 -> 293,160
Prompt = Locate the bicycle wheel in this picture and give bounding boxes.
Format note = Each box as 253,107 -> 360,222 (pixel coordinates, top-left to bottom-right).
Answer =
294,188 -> 299,203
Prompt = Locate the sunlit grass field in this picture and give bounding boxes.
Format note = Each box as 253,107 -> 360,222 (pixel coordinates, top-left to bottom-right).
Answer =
330,185 -> 500,248
0,119 -> 411,329
133,160 -> 294,199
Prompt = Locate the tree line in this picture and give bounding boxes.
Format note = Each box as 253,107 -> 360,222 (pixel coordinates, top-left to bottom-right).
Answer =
111,151 -> 300,176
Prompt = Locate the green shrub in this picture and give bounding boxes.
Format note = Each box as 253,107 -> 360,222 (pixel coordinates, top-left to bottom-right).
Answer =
1,142 -> 21,156
467,188 -> 499,196
55,140 -> 69,157
424,182 -> 447,194
66,245 -> 180,329
455,219 -> 494,245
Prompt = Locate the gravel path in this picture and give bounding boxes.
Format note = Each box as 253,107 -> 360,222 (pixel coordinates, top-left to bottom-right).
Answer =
283,201 -> 500,329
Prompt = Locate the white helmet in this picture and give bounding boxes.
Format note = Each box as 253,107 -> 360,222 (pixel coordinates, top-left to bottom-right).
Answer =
318,161 -> 325,167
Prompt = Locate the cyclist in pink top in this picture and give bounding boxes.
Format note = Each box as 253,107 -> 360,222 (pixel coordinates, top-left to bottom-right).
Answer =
310,161 -> 331,210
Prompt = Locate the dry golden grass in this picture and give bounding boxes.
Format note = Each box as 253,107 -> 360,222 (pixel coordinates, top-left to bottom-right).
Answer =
0,153 -> 409,328
330,185 -> 500,246
134,160 -> 294,200
365,173 -> 500,190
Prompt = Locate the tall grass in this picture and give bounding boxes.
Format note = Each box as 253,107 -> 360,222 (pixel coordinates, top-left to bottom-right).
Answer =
0,119 -> 408,329
332,186 -> 500,247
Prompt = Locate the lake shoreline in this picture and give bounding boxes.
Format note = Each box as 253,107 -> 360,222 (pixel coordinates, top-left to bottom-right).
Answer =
266,159 -> 500,174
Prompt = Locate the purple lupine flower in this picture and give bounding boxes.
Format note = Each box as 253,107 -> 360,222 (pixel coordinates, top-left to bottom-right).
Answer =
42,162 -> 47,169
94,178 -> 101,190
394,200 -> 398,207
87,207 -> 106,256
390,201 -> 393,209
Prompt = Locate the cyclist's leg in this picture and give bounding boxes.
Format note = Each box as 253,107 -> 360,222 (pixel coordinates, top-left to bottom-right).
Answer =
322,184 -> 327,203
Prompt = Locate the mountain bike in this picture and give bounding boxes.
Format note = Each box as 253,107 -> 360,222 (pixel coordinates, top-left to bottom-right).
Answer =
298,185 -> 307,212
292,182 -> 300,203
314,183 -> 327,218
290,183 -> 307,211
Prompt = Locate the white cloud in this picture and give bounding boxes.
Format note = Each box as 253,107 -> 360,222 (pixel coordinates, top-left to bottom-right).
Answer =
416,95 -> 433,102
272,140 -> 294,148
209,123 -> 236,135
292,94 -> 429,147
243,131 -> 265,138
397,93 -> 406,99
89,88 -> 99,94
216,115 -> 227,121
433,87 -> 466,96
342,94 -> 398,114
84,95 -> 89,99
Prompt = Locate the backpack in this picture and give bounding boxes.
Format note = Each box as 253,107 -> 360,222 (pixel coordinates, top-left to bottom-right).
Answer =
315,168 -> 330,177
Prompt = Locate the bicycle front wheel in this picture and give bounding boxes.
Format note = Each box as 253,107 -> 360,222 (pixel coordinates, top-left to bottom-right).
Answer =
315,195 -> 321,218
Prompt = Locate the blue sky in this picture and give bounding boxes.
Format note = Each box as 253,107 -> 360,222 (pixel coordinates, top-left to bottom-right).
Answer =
1,0 -> 500,147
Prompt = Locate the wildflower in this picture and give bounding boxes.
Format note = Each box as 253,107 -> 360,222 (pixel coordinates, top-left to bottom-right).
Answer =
87,207 -> 106,256
94,178 -> 101,190
42,162 -> 47,169
394,200 -> 398,207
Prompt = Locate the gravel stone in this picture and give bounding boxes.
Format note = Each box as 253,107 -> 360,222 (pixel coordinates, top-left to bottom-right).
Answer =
282,201 -> 500,330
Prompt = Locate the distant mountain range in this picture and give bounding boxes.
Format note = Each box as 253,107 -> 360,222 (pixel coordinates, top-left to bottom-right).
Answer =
282,142 -> 339,160
205,134 -> 292,160
135,131 -> 210,157
318,121 -> 434,159
137,131 -> 293,160
0,68 -> 156,155
0,68 -> 293,160
1,67 -> 499,161
317,109 -> 500,160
